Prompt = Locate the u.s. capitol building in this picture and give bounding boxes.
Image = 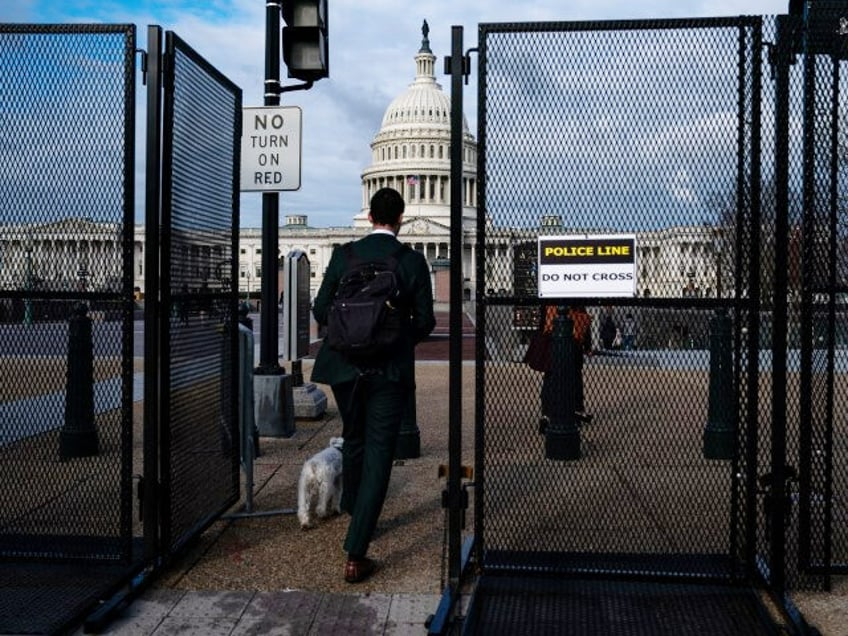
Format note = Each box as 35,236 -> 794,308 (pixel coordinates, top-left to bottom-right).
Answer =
1,26 -> 726,308
227,27 -> 726,304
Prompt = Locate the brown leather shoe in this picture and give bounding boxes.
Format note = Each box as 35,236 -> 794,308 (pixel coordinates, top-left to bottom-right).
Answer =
344,557 -> 377,583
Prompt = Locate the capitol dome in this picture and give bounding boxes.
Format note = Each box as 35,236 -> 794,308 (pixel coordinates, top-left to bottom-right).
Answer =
378,51 -> 469,135
355,20 -> 477,230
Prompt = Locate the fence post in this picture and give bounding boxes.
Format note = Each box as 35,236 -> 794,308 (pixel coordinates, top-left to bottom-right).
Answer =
546,307 -> 581,460
60,302 -> 99,459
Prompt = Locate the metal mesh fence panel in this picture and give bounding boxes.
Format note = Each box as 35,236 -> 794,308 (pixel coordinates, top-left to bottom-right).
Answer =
790,3 -> 848,584
0,24 -> 135,562
160,32 -> 240,552
747,14 -> 797,595
476,18 -> 763,579
830,47 -> 848,575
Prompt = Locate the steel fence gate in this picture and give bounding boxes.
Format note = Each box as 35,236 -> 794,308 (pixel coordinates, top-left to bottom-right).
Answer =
144,27 -> 241,563
793,3 -> 848,585
468,15 -> 809,635
0,23 -> 241,635
0,24 -> 139,635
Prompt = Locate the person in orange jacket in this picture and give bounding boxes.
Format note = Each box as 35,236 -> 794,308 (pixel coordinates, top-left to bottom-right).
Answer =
539,305 -> 592,432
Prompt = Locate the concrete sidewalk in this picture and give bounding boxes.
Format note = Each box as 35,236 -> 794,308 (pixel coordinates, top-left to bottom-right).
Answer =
72,348 -> 472,635
65,309 -> 848,635
86,588 -> 442,635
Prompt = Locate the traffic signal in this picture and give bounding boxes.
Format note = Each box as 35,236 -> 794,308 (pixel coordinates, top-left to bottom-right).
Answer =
282,0 -> 329,81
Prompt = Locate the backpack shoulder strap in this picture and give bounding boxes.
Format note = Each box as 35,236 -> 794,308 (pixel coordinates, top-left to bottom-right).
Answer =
341,240 -> 409,271
385,242 -> 410,269
340,242 -> 359,268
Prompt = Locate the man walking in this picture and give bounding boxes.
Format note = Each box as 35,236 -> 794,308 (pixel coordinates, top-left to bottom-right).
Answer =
311,187 -> 435,583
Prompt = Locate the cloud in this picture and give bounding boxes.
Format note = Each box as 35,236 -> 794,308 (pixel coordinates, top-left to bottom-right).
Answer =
11,0 -> 789,228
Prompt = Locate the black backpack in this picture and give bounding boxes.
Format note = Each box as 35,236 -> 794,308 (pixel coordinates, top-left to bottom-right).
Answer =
326,243 -> 409,364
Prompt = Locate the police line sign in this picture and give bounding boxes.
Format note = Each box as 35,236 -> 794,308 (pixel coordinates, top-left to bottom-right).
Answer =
538,234 -> 637,298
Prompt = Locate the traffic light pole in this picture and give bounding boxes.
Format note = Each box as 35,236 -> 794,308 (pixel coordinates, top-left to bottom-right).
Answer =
258,1 -> 282,375
258,1 -> 318,374
251,1 -> 297,438
254,2 -> 323,436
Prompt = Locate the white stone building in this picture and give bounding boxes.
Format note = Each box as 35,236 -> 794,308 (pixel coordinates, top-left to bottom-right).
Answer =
225,27 -> 727,305
233,24 -> 480,304
1,25 -> 729,307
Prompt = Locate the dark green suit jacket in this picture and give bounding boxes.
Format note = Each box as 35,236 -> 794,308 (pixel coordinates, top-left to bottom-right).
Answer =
310,232 -> 436,388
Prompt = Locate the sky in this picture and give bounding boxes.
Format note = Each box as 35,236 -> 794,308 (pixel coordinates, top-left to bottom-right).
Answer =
4,0 -> 790,229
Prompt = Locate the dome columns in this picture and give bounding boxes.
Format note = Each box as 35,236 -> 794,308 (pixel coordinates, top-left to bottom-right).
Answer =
363,173 -> 452,207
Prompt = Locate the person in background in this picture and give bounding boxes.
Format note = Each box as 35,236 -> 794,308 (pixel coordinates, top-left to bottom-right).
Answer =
621,312 -> 637,351
570,305 -> 592,422
600,308 -> 617,351
310,187 -> 435,584
539,305 -> 593,432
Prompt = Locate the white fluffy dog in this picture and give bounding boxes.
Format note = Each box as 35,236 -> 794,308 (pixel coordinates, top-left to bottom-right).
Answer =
297,436 -> 344,529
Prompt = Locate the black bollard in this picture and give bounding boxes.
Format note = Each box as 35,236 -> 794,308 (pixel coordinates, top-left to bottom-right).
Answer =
545,307 -> 581,460
395,388 -> 421,460
238,301 -> 253,330
60,303 -> 99,459
703,308 -> 736,459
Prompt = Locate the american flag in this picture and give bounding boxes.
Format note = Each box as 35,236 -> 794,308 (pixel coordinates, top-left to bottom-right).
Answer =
406,175 -> 419,186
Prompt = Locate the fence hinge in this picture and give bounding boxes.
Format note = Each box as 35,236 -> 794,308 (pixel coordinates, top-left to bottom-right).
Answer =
137,49 -> 148,86
439,464 -> 474,529
757,464 -> 798,536
443,47 -> 477,85
440,487 -> 469,510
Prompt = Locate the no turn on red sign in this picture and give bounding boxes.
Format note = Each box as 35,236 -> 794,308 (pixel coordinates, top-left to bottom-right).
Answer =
537,234 -> 638,298
240,106 -> 302,192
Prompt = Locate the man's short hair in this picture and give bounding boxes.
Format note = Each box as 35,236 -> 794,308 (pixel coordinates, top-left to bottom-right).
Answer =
370,188 -> 405,226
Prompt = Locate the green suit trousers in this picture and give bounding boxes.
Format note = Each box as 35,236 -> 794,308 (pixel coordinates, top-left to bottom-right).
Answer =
332,373 -> 405,557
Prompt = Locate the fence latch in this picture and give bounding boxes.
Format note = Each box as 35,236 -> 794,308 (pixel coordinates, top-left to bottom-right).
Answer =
758,464 -> 798,537
439,464 -> 473,528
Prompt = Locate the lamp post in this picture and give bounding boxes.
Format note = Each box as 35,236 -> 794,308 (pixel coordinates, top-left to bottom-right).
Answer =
714,225 -> 723,299
61,302 -> 99,458
545,307 -> 581,461
703,223 -> 735,460
23,231 -> 33,326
